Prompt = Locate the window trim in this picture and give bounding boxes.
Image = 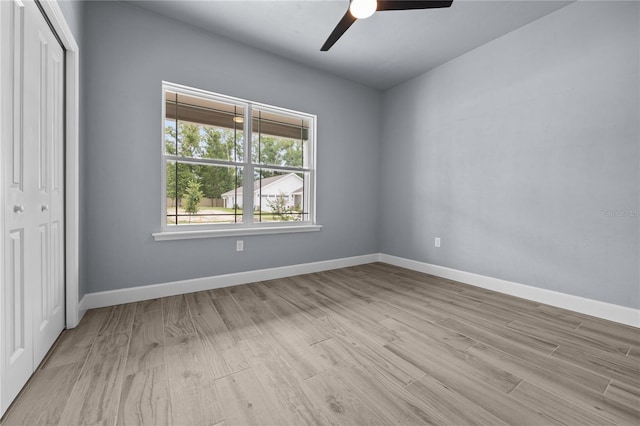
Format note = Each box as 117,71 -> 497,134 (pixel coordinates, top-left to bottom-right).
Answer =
157,82 -> 318,239
152,224 -> 323,241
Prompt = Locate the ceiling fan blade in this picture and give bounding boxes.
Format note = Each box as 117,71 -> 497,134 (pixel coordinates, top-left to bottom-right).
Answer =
321,10 -> 357,51
377,0 -> 453,12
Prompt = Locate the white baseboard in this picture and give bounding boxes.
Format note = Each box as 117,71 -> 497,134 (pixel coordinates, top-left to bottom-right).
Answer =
76,295 -> 88,327
77,252 -> 639,329
81,254 -> 379,310
379,254 -> 640,328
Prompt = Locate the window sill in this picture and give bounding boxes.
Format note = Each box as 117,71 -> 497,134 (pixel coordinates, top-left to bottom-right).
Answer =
152,224 -> 323,241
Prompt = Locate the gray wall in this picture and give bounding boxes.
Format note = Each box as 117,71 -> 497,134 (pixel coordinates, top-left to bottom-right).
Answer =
77,0 -> 638,310
81,1 -> 381,294
380,1 -> 639,309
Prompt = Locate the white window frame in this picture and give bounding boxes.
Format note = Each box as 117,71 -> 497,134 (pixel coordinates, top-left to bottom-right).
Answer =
153,82 -> 321,241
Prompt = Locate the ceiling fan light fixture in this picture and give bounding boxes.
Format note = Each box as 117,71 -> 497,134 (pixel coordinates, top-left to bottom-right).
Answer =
349,0 -> 377,19
321,0 -> 453,51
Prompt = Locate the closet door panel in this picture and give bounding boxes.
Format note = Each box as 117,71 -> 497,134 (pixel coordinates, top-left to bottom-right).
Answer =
30,0 -> 64,366
1,0 -> 34,415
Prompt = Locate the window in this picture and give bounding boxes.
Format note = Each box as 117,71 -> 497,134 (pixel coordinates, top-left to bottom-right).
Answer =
157,82 -> 319,239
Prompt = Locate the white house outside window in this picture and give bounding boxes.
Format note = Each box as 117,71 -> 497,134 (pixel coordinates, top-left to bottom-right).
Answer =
156,82 -> 319,240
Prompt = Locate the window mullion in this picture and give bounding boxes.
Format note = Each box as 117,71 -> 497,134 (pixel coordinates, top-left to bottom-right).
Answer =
164,155 -> 244,168
243,104 -> 254,224
174,95 -> 179,224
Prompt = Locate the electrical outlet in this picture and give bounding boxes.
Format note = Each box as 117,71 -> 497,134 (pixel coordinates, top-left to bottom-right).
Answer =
435,237 -> 441,248
236,240 -> 244,252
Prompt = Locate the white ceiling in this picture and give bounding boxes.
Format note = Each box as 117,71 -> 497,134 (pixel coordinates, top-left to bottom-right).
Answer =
128,0 -> 572,90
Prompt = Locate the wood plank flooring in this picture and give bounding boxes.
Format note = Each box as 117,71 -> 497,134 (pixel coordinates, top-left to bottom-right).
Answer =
2,262 -> 639,425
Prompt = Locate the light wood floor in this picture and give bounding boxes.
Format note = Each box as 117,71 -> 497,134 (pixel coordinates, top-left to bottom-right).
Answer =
2,263 -> 639,425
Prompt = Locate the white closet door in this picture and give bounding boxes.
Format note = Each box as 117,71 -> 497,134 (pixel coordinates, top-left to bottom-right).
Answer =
1,0 -> 65,415
1,0 -> 33,415
28,0 -> 65,365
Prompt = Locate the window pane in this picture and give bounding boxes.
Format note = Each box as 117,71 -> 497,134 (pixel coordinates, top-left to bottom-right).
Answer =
253,168 -> 308,223
165,90 -> 244,162
251,109 -> 308,168
165,119 -> 177,155
166,160 -> 243,225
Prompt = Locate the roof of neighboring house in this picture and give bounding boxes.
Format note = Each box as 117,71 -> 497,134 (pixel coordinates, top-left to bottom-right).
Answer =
221,173 -> 302,197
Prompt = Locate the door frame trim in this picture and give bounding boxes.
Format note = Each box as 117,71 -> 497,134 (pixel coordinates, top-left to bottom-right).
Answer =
37,0 -> 80,328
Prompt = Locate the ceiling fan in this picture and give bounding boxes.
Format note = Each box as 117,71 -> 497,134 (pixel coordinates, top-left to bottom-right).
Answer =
321,0 -> 454,51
